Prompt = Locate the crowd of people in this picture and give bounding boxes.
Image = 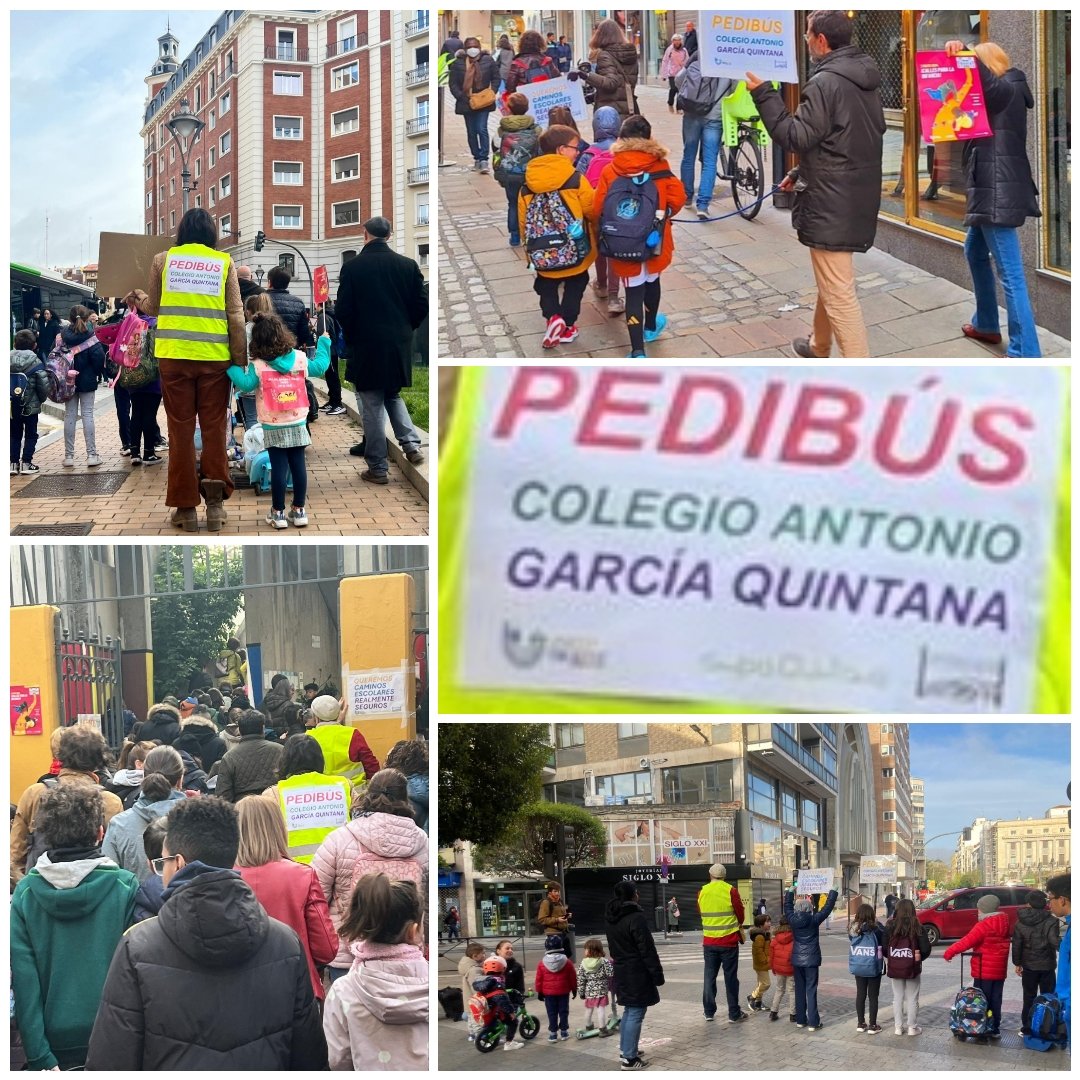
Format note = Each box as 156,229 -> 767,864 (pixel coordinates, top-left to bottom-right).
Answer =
10,672 -> 430,1071
11,210 -> 428,520
444,11 -> 1045,359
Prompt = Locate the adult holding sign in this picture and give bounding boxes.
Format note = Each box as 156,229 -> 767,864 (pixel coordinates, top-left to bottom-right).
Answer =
746,10 -> 885,358
124,208 -> 246,532
783,881 -> 837,1031
942,39 -> 1042,358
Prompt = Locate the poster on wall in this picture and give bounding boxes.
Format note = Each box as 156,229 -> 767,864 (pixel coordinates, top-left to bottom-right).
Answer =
698,10 -> 799,83
915,50 -> 993,144
491,12 -> 525,49
512,75 -> 588,126
10,686 -> 43,736
457,367 -> 1066,714
347,669 -> 406,717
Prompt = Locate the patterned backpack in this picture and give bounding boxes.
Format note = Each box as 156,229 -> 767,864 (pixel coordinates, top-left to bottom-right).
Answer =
521,174 -> 590,272
950,984 -> 991,1039
493,126 -> 540,186
45,333 -> 99,404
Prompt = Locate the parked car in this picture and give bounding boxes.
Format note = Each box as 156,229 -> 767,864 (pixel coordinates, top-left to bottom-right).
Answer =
915,885 -> 1031,945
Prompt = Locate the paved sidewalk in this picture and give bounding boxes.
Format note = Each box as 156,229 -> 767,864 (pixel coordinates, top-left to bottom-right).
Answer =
438,84 -> 1069,360
10,386 -> 429,536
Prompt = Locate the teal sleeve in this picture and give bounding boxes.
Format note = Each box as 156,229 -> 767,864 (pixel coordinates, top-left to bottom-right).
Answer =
228,364 -> 259,393
307,336 -> 331,379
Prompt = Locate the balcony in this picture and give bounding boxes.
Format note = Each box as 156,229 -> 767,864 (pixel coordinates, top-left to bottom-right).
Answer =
326,33 -> 368,59
746,723 -> 839,794
405,16 -> 429,39
406,165 -> 428,185
265,46 -> 309,62
405,114 -> 430,136
220,58 -> 236,81
405,62 -> 429,87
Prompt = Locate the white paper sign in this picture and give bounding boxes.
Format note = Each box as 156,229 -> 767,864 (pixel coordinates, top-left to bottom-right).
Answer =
860,854 -> 899,884
514,75 -> 588,126
164,252 -> 226,295
458,367 -> 1064,713
699,10 -> 799,83
348,669 -> 406,716
797,867 -> 835,894
280,782 -> 349,831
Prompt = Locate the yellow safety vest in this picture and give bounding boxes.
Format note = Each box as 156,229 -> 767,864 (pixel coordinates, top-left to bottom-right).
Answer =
698,879 -> 740,939
156,243 -> 231,361
439,367 -> 1070,714
277,771 -> 351,864
310,724 -> 366,784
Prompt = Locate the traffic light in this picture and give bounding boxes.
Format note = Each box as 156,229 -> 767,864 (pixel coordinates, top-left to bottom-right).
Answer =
542,839 -> 557,881
254,230 -> 266,252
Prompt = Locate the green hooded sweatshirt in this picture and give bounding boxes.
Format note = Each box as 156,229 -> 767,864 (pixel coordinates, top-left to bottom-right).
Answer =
11,855 -> 139,1069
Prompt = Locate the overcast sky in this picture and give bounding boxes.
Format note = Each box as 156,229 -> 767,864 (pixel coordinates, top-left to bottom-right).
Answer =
11,11 -> 218,269
910,723 -> 1071,861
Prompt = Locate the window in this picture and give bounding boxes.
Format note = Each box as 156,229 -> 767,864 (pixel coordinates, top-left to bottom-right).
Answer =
661,762 -> 732,805
781,787 -> 799,828
169,145 -> 175,163
194,196 -> 201,208
881,831 -> 897,842
278,253 -> 295,274
273,162 -> 302,185
1044,11 -> 1069,271
802,797 -> 819,836
545,780 -> 586,807
146,191 -> 153,208
220,90 -> 231,115
880,744 -> 892,756
332,154 -> 359,181
881,768 -> 894,778
417,95 -> 430,119
332,61 -> 359,90
274,115 -> 302,140
274,72 -> 302,96
209,185 -> 217,208
194,86 -> 201,110
159,153 -> 164,171
617,724 -> 647,739
159,184 -> 165,203
159,216 -> 164,233
219,131 -> 231,155
332,200 -> 360,227
220,214 -> 231,237
209,69 -> 215,95
209,147 -> 216,168
882,789 -> 896,800
220,174 -> 231,198
417,242 -> 429,268
276,28 -> 296,61
208,109 -> 216,131
416,195 -> 428,225
747,771 -> 777,819
146,222 -> 152,235
338,16 -> 357,53
880,724 -> 891,733
273,204 -> 302,228
170,210 -> 177,228
595,772 -> 651,800
332,107 -> 359,136
194,157 -> 201,178
883,811 -> 896,820
145,162 -> 153,180
555,724 -> 584,749
169,178 -> 176,196
341,249 -> 357,266
208,26 -> 217,49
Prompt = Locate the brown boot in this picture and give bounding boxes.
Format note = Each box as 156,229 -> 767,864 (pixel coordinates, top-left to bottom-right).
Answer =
200,479 -> 228,532
171,507 -> 199,532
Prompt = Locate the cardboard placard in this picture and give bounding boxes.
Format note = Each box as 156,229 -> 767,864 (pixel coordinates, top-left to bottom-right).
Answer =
513,75 -> 588,126
96,232 -> 175,298
859,854 -> 898,884
796,867 -> 835,894
916,51 -> 993,144
699,10 -> 799,83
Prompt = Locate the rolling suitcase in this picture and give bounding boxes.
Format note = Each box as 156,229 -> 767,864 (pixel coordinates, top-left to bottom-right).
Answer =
949,952 -> 990,1042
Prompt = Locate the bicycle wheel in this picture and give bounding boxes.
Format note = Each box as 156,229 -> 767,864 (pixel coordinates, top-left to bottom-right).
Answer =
730,131 -> 765,221
519,1012 -> 541,1040
475,1027 -> 501,1053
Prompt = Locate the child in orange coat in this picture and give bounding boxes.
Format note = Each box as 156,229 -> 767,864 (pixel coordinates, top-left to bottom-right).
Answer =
589,114 -> 686,357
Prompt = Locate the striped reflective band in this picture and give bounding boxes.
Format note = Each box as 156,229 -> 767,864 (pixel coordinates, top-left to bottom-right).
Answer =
156,328 -> 230,344
157,305 -> 228,322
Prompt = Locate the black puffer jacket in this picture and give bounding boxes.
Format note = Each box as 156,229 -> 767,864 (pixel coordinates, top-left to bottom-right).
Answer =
1011,906 -> 1061,972
448,50 -> 500,116
604,899 -> 664,1007
962,59 -> 1040,228
59,327 -> 107,394
266,288 -> 312,348
85,864 -> 327,1070
173,716 -> 227,774
752,45 -> 886,252
260,683 -> 294,735
138,704 -> 181,747
586,44 -> 640,117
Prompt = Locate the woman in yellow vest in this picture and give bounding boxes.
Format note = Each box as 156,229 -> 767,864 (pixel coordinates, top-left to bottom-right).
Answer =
124,209 -> 247,532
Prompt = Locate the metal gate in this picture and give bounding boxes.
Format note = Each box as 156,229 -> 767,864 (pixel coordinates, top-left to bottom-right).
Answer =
56,623 -> 124,748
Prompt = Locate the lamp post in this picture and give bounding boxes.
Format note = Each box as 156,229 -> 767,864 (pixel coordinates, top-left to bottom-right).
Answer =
254,267 -> 264,287
165,98 -> 205,215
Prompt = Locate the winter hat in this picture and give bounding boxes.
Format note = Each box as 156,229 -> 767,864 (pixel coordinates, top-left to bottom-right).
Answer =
179,697 -> 198,719
976,894 -> 1000,918
163,695 -> 180,708
592,105 -> 621,145
311,694 -> 341,723
545,934 -> 564,951
709,863 -> 727,880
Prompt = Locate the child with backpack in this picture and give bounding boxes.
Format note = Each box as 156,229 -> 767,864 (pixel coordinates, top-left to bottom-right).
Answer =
589,115 -> 686,357
943,893 -> 1012,1038
55,306 -> 107,468
585,107 -> 624,315
883,897 -> 933,1036
1011,889 -> 1060,1037
518,125 -> 597,349
848,903 -> 886,1034
747,912 -> 772,1011
226,311 -> 330,529
493,93 -> 542,248
534,932 -> 578,1041
578,938 -> 614,1036
459,941 -> 488,1033
10,329 -> 51,474
767,914 -> 795,1021
469,955 -> 523,1052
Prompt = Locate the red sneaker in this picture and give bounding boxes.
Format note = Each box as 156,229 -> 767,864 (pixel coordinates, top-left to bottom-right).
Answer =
542,316 -> 566,349
560,324 -> 579,343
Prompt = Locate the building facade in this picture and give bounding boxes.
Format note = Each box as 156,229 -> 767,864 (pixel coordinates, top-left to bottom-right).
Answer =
986,806 -> 1071,887
911,775 -> 925,880
952,816 -> 992,883
141,10 -> 429,308
867,723 -> 915,893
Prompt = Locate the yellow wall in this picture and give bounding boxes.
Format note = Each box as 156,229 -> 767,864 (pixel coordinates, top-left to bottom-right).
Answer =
339,573 -> 416,764
10,606 -> 61,799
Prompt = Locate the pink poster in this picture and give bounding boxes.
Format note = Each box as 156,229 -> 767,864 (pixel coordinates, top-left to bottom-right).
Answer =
916,51 -> 993,145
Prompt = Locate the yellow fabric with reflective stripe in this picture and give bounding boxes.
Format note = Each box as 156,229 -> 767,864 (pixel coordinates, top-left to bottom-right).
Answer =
698,880 -> 739,936
310,724 -> 366,783
277,771 -> 351,865
156,244 -> 231,361
439,367 -> 1070,714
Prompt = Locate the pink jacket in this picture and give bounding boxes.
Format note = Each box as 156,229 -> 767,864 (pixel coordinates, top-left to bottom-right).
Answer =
312,813 -> 428,968
660,43 -> 688,79
237,858 -> 338,999
323,940 -> 428,1071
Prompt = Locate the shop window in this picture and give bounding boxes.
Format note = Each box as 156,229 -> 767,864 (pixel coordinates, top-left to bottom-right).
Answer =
1044,11 -> 1070,272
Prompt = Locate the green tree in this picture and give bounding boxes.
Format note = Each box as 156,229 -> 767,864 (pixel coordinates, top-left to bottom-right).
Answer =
925,859 -> 950,885
150,546 -> 245,701
475,802 -> 608,879
949,870 -> 980,890
438,723 -> 552,845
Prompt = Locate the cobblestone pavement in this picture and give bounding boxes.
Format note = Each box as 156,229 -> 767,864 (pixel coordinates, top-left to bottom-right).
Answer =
10,383 -> 429,536
438,84 -> 1070,360
438,930 -> 1069,1071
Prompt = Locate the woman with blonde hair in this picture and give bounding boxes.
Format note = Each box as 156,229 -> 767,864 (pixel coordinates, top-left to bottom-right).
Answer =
944,38 -> 1042,357
235,794 -> 338,1000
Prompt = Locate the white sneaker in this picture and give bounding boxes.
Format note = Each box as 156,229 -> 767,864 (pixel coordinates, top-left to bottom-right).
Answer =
265,509 -> 288,530
287,507 -> 309,527
86,454 -> 103,467
504,1041 -> 524,1051
906,1026 -> 922,1036
63,455 -> 75,467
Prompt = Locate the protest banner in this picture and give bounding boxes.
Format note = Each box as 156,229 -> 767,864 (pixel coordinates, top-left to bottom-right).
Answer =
699,10 -> 799,83
279,781 -> 349,832
97,232 -> 174,297
347,669 -> 406,717
859,854 -> 898,884
796,867 -> 835,894
313,265 -> 329,305
515,75 -> 587,126
456,367 -> 1066,714
916,50 -> 992,144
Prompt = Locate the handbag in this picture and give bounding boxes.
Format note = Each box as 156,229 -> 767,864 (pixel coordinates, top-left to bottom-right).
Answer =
469,86 -> 496,110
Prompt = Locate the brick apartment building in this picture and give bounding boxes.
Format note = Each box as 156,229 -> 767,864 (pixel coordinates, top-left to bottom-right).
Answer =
140,9 -> 429,307
867,723 -> 915,894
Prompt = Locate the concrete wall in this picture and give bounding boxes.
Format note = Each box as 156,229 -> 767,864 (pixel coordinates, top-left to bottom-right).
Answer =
10,606 -> 62,799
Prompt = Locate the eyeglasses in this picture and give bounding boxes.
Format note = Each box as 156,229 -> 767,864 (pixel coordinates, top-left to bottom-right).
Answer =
151,854 -> 180,875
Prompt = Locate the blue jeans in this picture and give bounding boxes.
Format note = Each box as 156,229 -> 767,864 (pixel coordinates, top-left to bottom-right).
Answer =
543,993 -> 570,1034
11,412 -> 39,463
619,1004 -> 647,1061
238,394 -> 258,429
793,965 -> 820,1027
702,945 -> 741,1019
267,445 -> 307,511
357,389 -> 421,476
463,109 -> 491,163
964,224 -> 1042,357
505,179 -> 523,238
680,115 -> 723,210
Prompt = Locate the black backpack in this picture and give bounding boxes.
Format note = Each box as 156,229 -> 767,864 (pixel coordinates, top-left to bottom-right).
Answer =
493,126 -> 540,185
598,169 -> 674,261
24,777 -> 60,873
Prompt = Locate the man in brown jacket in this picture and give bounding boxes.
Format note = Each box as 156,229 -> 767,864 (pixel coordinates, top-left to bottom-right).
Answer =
538,882 -> 574,958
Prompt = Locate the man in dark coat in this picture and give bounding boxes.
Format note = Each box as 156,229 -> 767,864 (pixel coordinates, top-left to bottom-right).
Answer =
214,709 -> 284,802
747,9 -> 885,359
137,702 -> 181,746
235,265 -> 264,303
85,797 -> 327,1070
265,265 -> 313,349
440,28 -> 462,57
336,217 -> 427,484
683,21 -> 698,57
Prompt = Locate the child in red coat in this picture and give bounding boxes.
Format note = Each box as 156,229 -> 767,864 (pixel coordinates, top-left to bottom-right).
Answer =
768,915 -> 796,1021
535,933 -> 578,1041
943,894 -> 1012,1037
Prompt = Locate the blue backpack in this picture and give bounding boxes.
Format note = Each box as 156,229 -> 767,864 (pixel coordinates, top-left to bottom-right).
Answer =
1024,993 -> 1067,1051
848,928 -> 882,977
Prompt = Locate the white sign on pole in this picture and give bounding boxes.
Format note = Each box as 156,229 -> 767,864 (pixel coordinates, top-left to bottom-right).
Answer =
76,713 -> 101,732
514,75 -> 588,126
796,867 -> 835,894
859,854 -> 899,884
279,782 -> 349,832
699,10 -> 799,84
347,669 -> 406,717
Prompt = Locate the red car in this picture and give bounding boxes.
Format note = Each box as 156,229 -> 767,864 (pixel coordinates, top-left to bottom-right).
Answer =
915,885 -> 1031,945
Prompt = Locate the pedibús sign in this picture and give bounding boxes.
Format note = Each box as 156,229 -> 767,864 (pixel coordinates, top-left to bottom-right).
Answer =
281,783 -> 349,832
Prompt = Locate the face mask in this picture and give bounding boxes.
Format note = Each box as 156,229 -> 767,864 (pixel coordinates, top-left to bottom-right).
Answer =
466,47 -> 480,58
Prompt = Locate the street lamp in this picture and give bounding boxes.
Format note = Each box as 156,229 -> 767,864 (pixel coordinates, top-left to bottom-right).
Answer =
165,98 -> 205,215
254,267 -> 264,286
